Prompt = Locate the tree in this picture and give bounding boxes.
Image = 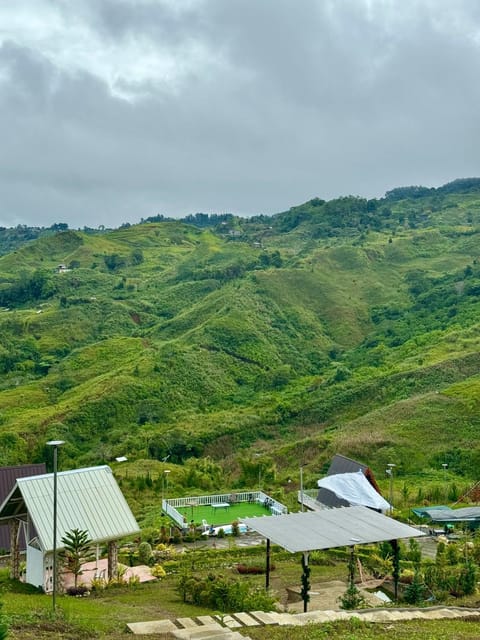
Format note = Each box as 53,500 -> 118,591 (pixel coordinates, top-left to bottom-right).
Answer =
61,528 -> 92,588
130,248 -> 144,265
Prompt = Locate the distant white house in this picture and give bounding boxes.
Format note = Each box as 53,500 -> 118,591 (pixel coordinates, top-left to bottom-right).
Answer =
0,465 -> 140,592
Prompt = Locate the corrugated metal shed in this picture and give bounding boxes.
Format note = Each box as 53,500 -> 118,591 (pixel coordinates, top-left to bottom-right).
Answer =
0,463 -> 46,551
418,506 -> 480,523
0,465 -> 140,552
242,506 -> 424,553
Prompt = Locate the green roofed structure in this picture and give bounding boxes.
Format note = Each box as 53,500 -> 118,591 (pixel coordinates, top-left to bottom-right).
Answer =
0,465 -> 140,592
412,505 -> 480,529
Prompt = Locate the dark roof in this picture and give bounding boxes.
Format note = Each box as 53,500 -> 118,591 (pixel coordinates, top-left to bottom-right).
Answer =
327,454 -> 368,476
315,487 -> 350,509
0,464 -> 46,552
318,454 -> 384,507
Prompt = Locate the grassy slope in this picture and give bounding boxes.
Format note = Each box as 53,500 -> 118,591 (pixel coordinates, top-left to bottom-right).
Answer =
0,187 -> 480,489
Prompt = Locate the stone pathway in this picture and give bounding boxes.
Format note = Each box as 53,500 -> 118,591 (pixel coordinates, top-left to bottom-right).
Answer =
126,606 -> 480,638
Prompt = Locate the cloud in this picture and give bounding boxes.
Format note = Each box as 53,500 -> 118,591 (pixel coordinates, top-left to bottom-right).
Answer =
1,0 -> 480,227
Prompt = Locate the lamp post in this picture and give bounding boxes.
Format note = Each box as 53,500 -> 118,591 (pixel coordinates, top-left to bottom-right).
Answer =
386,463 -> 395,515
442,463 -> 448,501
162,469 -> 171,513
300,465 -> 305,512
46,440 -> 64,615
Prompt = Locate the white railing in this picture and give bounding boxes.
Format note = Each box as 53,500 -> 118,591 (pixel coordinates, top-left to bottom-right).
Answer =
163,491 -> 288,526
166,491 -> 262,508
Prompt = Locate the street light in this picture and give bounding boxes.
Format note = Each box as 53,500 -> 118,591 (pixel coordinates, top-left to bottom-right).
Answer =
46,440 -> 64,615
300,465 -> 305,512
162,469 -> 171,513
386,463 -> 395,515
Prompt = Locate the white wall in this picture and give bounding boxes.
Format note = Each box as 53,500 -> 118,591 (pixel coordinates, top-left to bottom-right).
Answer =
26,545 -> 46,591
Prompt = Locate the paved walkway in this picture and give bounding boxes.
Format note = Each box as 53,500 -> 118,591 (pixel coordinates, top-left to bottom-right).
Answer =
126,605 -> 480,638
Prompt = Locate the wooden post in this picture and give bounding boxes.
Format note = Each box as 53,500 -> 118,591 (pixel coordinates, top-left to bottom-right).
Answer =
10,519 -> 20,579
107,540 -> 118,580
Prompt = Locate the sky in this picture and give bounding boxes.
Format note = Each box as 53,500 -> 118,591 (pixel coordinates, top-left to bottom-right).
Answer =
1,0 -> 480,229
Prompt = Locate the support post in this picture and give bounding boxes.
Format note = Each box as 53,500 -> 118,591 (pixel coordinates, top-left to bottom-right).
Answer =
108,540 -> 118,580
391,539 -> 400,602
301,551 -> 310,613
265,538 -> 271,589
10,519 -> 20,579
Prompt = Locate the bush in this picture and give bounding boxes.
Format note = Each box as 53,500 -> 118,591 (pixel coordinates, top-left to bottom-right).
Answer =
66,585 -> 89,597
339,584 -> 366,610
236,563 -> 275,575
403,571 -> 426,604
138,541 -> 153,565
151,564 -> 167,579
177,571 -> 277,612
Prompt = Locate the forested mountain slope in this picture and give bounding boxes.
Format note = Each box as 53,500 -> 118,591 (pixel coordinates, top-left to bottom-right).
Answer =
1,178 -> 480,486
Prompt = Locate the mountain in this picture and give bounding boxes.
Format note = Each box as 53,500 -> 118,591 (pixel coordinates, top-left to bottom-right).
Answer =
1,178 -> 480,488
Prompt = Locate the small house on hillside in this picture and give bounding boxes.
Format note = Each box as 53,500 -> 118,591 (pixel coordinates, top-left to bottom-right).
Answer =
0,463 -> 46,554
316,454 -> 389,512
0,465 -> 140,592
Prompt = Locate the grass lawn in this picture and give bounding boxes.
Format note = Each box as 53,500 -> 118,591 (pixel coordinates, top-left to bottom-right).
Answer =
176,501 -> 273,526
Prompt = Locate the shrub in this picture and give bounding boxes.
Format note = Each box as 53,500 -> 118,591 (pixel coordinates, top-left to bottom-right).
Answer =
151,564 -> 167,579
177,571 -> 276,612
66,585 -> 89,597
339,583 -> 367,610
90,577 -> 107,592
400,569 -> 415,584
138,541 -> 153,565
403,570 -> 426,604
236,563 -> 275,575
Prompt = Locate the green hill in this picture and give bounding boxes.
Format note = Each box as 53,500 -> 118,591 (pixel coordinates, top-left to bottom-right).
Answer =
1,179 -> 480,492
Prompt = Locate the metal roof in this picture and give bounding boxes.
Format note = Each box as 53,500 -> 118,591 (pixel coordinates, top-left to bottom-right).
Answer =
327,454 -> 368,476
242,506 -> 424,553
0,465 -> 140,552
418,506 -> 480,523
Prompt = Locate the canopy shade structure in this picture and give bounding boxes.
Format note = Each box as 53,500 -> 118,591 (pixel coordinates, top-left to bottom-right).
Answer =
0,465 -> 140,552
242,505 -> 423,553
316,470 -> 391,512
413,506 -> 480,524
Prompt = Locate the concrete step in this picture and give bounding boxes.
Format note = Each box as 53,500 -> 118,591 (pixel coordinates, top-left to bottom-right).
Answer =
169,625 -> 237,640
249,611 -> 279,625
127,605 -> 480,634
177,617 -> 201,628
126,619 -> 178,634
214,614 -> 242,628
231,612 -> 261,627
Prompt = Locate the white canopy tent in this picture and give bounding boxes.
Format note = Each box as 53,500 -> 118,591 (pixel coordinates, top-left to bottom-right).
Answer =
317,470 -> 391,513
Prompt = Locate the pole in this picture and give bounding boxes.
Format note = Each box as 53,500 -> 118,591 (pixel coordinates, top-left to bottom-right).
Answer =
387,463 -> 395,515
265,538 -> 271,589
163,470 -> 170,514
47,440 -> 64,616
52,446 -> 58,613
300,465 -> 304,512
442,463 -> 448,501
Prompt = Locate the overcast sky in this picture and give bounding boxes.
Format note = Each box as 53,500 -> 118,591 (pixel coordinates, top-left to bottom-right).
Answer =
1,0 -> 479,228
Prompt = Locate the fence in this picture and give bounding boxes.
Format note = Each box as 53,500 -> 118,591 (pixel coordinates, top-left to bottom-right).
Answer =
163,491 -> 288,528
